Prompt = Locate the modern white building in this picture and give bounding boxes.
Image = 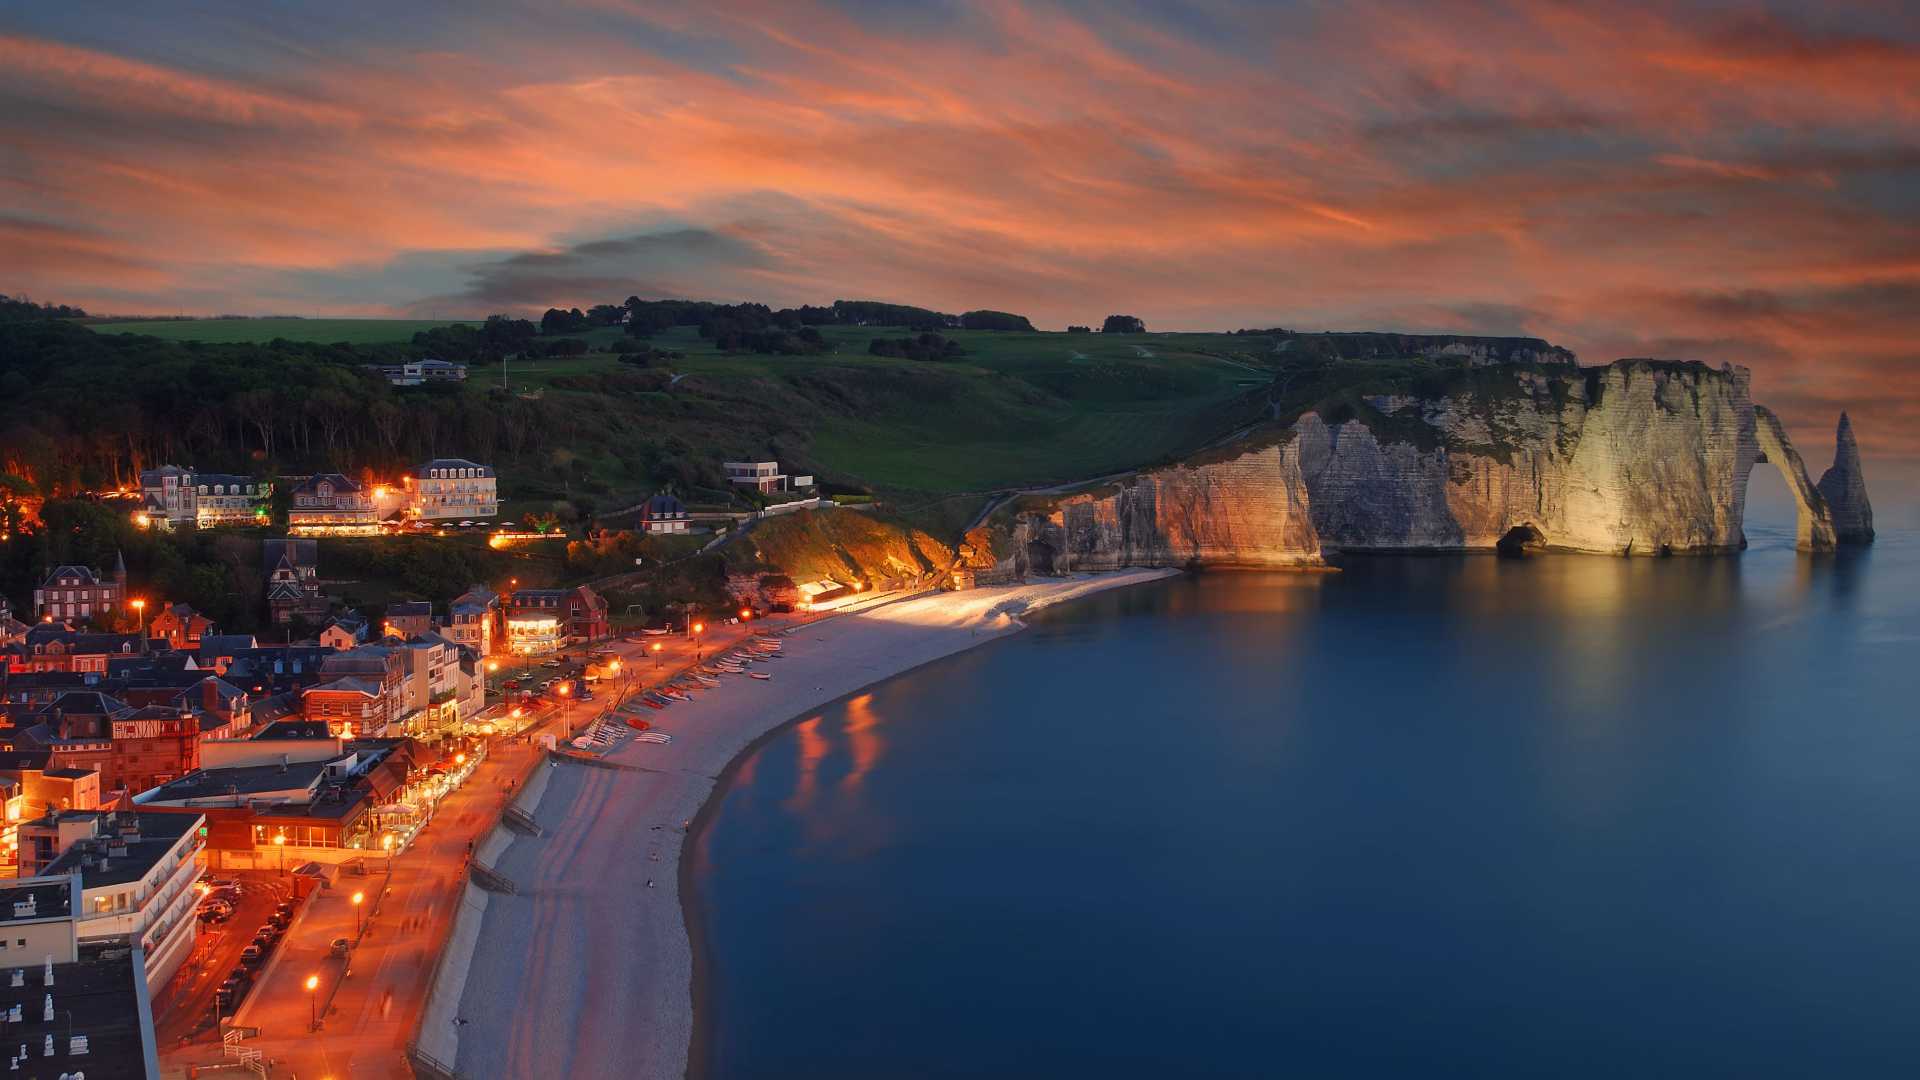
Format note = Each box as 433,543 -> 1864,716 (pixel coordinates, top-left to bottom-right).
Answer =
27,807 -> 205,993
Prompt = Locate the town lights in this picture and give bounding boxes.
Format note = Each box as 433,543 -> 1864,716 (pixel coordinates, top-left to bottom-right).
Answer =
382,833 -> 395,852
454,752 -> 467,766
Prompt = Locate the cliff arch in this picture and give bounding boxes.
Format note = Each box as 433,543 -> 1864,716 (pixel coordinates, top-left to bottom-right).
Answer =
1751,406 -> 1837,552
1496,524 -> 1546,557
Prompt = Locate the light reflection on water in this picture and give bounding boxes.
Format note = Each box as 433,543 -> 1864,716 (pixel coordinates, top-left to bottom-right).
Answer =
696,529 -> 1920,1079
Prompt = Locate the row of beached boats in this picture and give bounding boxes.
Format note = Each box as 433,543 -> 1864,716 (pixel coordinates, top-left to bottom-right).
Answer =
611,633 -> 788,734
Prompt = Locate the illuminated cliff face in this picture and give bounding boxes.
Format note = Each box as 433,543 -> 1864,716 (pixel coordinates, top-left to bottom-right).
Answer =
994,360 -> 1861,575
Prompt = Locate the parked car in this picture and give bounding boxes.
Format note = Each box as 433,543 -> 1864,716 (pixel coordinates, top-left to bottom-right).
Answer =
239,945 -> 265,967
197,902 -> 233,924
330,937 -> 351,958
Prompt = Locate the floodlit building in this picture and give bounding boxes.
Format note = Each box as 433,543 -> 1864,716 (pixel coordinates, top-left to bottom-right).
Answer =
138,465 -> 271,530
505,586 -> 607,655
287,473 -> 382,536
404,459 -> 498,521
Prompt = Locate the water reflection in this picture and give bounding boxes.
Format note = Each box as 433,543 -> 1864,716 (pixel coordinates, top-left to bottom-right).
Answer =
701,535 -> 1920,1079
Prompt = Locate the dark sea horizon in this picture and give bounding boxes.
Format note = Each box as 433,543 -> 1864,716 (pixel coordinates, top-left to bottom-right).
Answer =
692,503 -> 1920,1077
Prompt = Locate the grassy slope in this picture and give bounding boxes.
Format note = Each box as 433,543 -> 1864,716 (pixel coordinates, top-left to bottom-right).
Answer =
500,325 -> 1278,506
87,317 -> 478,344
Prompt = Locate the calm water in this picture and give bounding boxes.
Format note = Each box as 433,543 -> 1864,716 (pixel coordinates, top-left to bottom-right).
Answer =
693,522 -> 1920,1078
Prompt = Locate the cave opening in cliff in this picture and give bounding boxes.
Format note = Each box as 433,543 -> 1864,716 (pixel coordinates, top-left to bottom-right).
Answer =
1025,539 -> 1059,575
1496,524 -> 1547,557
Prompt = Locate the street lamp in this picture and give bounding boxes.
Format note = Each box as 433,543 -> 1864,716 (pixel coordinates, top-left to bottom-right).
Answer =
351,891 -> 365,935
692,622 -> 705,662
306,974 -> 320,1031
130,598 -> 146,653
557,681 -> 573,736
651,641 -> 663,669
273,831 -> 287,875
739,607 -> 752,621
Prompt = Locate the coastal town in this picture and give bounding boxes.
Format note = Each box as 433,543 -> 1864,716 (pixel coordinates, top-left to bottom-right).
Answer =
5,2 -> 1914,1072
0,427 -> 903,1076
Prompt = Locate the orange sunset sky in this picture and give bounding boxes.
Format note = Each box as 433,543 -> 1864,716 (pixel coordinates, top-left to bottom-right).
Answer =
4,1 -> 1917,487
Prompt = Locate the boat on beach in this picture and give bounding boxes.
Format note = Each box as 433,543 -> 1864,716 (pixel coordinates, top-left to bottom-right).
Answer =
749,672 -> 772,680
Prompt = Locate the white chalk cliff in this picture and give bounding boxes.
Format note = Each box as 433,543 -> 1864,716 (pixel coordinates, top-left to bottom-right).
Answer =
996,359 -> 1869,575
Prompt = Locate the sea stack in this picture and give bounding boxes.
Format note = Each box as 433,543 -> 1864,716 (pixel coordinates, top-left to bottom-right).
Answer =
1816,412 -> 1875,544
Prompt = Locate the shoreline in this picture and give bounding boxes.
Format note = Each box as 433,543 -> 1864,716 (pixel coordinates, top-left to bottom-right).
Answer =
444,568 -> 1181,1079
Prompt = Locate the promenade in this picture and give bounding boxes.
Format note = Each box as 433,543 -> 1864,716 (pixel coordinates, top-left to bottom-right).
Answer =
156,610 -> 804,1078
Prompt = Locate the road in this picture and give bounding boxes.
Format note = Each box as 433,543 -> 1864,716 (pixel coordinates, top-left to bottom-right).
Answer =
152,872 -> 292,1049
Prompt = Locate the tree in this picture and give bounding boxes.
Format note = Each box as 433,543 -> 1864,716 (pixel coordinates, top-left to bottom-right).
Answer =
1066,325 -> 1091,334
1102,315 -> 1146,334
958,310 -> 1035,332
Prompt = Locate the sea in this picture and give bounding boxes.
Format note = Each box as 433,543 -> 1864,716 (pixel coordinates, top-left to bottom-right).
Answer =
692,501 -> 1920,1076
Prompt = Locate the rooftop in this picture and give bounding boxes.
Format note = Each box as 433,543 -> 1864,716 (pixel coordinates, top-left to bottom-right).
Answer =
0,941 -> 156,1079
42,810 -> 199,889
141,759 -> 335,803
0,877 -> 73,925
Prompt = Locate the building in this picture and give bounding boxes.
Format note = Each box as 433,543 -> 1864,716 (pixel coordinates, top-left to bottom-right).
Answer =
0,598 -> 27,647
24,803 -> 206,992
145,603 -> 214,651
137,739 -> 411,865
1,693 -> 197,798
504,585 -> 608,655
639,493 -> 690,535
301,678 -> 387,737
193,634 -> 259,675
0,935 -> 161,1078
32,556 -> 127,624
383,601 -> 435,639
395,634 -> 464,737
108,708 -> 200,795
404,458 -> 498,521
264,538 -> 329,624
319,612 -> 369,650
4,626 -> 150,675
366,358 -> 467,386
138,465 -> 270,530
723,460 -> 789,494
0,874 -> 80,963
0,768 -> 101,878
443,587 -> 497,656
287,473 -> 382,536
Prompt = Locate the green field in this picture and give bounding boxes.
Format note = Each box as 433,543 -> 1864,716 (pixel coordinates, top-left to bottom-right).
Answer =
92,317 -> 477,344
499,325 -> 1278,498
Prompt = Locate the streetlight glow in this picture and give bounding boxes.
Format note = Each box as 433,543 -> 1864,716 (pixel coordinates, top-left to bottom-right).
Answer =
305,974 -> 320,991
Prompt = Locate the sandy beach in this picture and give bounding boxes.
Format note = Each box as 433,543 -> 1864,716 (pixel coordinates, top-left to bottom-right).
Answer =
425,568 -> 1179,1079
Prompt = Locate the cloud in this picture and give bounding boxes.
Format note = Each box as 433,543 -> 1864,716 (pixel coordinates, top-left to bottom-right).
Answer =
1,0 -> 1917,465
